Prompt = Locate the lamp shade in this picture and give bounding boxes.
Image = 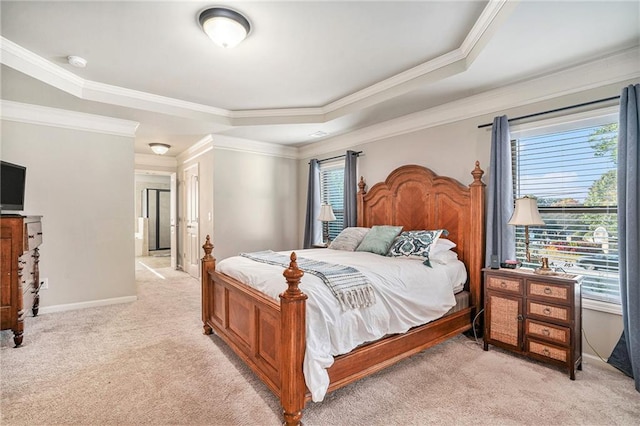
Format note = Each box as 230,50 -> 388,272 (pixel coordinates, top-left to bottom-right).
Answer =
199,8 -> 250,48
317,204 -> 336,222
508,196 -> 545,226
149,143 -> 170,155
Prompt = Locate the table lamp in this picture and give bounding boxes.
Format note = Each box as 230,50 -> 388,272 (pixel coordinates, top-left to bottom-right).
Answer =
508,196 -> 545,264
317,204 -> 336,246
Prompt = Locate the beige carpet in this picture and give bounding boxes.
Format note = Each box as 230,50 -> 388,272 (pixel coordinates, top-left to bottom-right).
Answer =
1,259 -> 638,425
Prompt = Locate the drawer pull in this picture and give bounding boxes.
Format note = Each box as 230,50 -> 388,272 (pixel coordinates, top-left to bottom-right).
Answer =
500,281 -> 507,288
542,348 -> 551,356
544,287 -> 552,295
28,235 -> 35,239
543,308 -> 552,315
542,328 -> 551,336
517,314 -> 524,321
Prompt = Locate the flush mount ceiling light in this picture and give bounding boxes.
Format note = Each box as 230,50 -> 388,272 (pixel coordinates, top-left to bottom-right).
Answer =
149,143 -> 171,155
199,7 -> 251,48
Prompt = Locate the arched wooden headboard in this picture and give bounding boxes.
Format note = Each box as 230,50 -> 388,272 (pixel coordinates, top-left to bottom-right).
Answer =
356,162 -> 485,310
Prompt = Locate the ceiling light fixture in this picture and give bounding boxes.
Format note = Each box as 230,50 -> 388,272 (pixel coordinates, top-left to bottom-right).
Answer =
149,143 -> 171,155
199,7 -> 251,48
67,55 -> 87,68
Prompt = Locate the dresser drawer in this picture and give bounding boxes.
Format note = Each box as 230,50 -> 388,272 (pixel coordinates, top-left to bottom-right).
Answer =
525,319 -> 570,346
527,300 -> 570,324
486,274 -> 523,294
527,280 -> 570,305
24,221 -> 43,251
527,338 -> 569,363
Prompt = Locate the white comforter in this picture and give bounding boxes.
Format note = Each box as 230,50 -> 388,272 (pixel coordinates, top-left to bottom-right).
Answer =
216,249 -> 467,402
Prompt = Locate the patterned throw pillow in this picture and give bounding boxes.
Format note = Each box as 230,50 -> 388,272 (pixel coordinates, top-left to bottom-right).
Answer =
387,229 -> 447,266
355,225 -> 403,256
328,227 -> 370,251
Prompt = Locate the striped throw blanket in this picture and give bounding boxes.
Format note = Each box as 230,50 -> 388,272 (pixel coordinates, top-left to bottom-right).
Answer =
240,250 -> 376,310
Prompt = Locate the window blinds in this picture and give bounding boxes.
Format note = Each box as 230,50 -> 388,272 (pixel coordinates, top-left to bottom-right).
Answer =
320,162 -> 345,240
512,123 -> 620,303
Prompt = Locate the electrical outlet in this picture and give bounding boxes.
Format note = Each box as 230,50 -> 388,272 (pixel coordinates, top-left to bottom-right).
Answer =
41,278 -> 48,290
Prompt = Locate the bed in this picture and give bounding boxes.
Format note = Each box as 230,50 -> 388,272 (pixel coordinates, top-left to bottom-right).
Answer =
201,162 -> 485,425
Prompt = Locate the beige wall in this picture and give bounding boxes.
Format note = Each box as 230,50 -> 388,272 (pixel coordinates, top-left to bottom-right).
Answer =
213,148 -> 298,261
1,120 -> 136,307
297,80 -> 636,362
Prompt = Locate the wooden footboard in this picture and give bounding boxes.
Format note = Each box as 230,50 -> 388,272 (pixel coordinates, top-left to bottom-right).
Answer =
201,237 -> 307,425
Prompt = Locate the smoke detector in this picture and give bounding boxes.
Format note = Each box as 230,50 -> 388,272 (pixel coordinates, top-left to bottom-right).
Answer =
67,55 -> 87,68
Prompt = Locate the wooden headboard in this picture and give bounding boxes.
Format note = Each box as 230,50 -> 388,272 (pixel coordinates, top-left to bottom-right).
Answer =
357,162 -> 485,309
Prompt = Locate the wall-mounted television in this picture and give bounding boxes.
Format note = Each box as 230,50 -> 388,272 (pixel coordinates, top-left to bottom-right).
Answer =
1,161 -> 27,212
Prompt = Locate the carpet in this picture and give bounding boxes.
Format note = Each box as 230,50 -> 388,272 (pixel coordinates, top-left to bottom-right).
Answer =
1,262 -> 638,425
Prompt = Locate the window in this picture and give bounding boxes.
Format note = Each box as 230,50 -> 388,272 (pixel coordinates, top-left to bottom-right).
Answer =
511,115 -> 620,304
319,161 -> 344,240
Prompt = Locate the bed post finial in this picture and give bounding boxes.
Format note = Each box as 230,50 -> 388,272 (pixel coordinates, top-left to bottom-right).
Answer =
280,252 -> 307,426
202,235 -> 214,261
471,161 -> 484,185
358,176 -> 366,195
283,252 -> 304,296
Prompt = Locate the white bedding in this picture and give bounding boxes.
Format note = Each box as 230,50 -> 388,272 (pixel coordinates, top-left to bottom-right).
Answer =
216,248 -> 467,402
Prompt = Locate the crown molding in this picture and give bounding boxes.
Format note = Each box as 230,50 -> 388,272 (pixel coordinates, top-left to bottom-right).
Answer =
298,47 -> 640,160
212,134 -> 298,159
177,134 -> 214,164
0,100 -> 139,137
0,1 -> 512,126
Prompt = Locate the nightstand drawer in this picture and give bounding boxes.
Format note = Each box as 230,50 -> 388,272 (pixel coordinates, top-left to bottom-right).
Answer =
486,275 -> 523,294
527,339 -> 569,363
526,319 -> 570,346
527,301 -> 570,323
527,280 -> 570,304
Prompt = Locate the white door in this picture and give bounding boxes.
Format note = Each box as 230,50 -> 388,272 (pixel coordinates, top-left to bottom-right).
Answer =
170,172 -> 177,269
184,164 -> 200,278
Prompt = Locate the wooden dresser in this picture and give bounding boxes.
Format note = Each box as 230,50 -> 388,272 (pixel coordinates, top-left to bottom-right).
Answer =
1,215 -> 43,347
482,267 -> 583,379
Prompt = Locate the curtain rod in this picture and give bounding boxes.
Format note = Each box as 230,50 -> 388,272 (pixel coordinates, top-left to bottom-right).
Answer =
308,151 -> 362,165
477,95 -> 620,129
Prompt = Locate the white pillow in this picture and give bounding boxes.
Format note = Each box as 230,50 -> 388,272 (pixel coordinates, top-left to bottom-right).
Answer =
430,249 -> 459,265
430,238 -> 456,255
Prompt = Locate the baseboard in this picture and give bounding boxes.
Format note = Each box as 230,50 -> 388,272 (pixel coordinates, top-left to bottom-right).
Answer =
582,352 -> 619,373
37,295 -> 138,315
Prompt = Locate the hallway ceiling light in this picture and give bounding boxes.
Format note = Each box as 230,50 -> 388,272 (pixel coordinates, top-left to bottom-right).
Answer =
199,7 -> 251,48
149,143 -> 171,155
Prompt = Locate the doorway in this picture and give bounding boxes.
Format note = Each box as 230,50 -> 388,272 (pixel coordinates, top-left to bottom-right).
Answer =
134,173 -> 177,270
144,188 -> 170,251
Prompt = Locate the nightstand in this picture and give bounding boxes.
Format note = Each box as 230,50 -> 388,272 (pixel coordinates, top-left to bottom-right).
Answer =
482,267 -> 583,379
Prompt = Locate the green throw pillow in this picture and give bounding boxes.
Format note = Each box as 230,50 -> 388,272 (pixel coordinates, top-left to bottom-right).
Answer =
355,225 -> 403,256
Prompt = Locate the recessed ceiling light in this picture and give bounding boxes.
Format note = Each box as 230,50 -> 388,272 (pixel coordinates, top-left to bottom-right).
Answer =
67,55 -> 87,68
310,131 -> 328,138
